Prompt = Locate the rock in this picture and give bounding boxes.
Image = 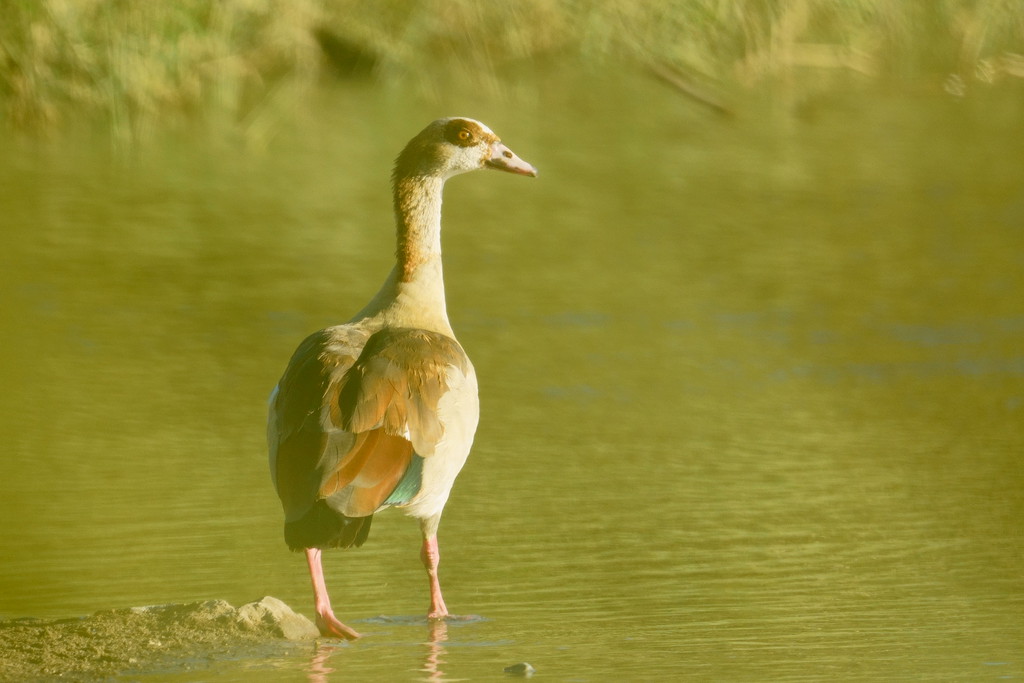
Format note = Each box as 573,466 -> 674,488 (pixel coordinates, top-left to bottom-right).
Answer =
504,662 -> 536,676
235,596 -> 319,641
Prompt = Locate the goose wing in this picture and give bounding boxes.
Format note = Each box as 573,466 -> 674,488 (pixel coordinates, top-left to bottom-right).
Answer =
269,325 -> 474,521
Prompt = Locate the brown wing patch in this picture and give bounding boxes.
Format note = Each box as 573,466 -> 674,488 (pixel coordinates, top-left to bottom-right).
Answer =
317,428 -> 415,517
319,429 -> 413,496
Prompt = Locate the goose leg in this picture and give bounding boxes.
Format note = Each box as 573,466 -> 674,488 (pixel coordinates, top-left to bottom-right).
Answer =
420,535 -> 448,619
305,547 -> 361,640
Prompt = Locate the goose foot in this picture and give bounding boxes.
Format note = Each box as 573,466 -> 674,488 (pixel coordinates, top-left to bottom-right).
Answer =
315,610 -> 362,640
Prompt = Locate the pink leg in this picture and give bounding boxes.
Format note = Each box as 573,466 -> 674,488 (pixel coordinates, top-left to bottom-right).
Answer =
420,535 -> 448,619
305,548 -> 361,640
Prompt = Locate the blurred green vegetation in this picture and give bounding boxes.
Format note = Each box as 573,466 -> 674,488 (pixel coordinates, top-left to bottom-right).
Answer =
1,0 -> 1022,132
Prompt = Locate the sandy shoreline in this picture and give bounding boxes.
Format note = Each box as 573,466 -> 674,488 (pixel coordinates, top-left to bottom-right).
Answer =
0,597 -> 317,680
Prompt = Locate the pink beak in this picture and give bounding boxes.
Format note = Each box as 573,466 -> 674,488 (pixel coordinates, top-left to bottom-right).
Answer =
485,141 -> 538,177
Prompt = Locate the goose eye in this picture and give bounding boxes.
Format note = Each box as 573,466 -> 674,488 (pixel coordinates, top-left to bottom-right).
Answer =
457,129 -> 471,142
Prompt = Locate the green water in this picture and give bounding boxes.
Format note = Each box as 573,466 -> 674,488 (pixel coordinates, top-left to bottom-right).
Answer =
2,70 -> 1023,680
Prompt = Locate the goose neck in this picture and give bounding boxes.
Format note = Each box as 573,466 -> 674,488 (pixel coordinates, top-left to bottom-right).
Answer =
394,174 -> 446,283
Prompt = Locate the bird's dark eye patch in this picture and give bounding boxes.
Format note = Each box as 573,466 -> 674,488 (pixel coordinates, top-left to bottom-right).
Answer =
445,119 -> 481,147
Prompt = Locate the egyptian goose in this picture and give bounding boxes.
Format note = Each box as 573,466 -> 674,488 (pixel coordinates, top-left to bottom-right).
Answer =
267,118 -> 536,639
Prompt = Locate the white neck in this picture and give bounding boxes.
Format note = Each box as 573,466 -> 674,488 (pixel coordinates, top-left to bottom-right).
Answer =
350,175 -> 453,335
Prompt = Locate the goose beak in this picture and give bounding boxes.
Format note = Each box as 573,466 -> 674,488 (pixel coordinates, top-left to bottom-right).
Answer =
485,141 -> 538,177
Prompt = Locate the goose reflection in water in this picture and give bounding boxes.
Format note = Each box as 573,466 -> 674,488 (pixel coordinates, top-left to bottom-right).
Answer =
420,620 -> 449,682
303,619 -> 451,682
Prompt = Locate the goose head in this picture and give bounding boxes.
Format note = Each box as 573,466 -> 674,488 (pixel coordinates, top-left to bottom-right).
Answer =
394,117 -> 537,181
